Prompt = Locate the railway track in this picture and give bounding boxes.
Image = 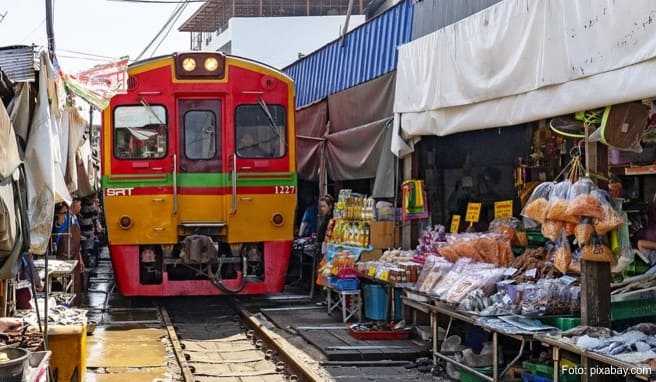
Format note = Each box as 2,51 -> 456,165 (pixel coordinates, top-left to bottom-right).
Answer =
84,251 -> 316,382
160,297 -> 315,382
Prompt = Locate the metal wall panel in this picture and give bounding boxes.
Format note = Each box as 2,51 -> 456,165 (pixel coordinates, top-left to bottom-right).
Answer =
0,46 -> 38,82
284,0 -> 413,108
411,0 -> 502,40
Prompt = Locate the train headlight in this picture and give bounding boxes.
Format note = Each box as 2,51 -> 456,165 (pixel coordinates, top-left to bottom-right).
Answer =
119,215 -> 133,230
271,213 -> 284,227
182,57 -> 196,72
204,57 -> 219,71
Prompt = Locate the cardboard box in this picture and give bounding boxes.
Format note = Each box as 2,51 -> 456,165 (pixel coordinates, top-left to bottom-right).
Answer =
369,221 -> 399,249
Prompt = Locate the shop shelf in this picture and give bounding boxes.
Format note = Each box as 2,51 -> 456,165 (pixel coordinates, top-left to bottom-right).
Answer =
459,366 -> 492,382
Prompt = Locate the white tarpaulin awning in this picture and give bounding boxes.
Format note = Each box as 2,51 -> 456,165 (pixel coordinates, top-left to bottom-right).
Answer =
393,0 -> 656,155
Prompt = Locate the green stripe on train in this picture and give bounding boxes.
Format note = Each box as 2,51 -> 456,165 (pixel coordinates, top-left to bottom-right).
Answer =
101,173 -> 297,188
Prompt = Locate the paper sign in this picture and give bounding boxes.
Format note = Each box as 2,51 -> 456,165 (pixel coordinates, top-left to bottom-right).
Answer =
465,203 -> 482,222
368,267 -> 376,277
494,200 -> 513,219
524,268 -> 537,278
380,270 -> 389,282
450,215 -> 461,233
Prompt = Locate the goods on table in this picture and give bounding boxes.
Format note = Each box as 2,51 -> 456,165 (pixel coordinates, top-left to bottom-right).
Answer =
357,249 -> 421,284
553,236 -> 572,274
331,251 -> 357,277
416,225 -> 447,258
509,248 -> 561,282
556,323 -> 656,366
432,232 -> 513,266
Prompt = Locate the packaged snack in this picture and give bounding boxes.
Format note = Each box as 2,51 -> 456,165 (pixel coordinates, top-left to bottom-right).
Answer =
566,194 -> 604,219
594,204 -> 624,235
521,182 -> 554,224
545,181 -> 578,223
553,235 -> 572,274
564,222 -> 577,236
542,220 -> 563,241
575,218 -> 595,245
581,238 -> 614,263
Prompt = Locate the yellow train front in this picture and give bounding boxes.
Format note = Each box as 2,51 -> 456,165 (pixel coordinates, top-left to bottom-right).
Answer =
101,52 -> 297,296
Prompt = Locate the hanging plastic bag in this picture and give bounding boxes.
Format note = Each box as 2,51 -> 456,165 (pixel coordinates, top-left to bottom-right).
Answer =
566,178 -> 604,219
593,190 -> 624,235
581,237 -> 614,263
546,181 -> 578,223
553,234 -> 572,274
542,220 -> 563,241
521,182 -> 554,225
575,218 -> 594,246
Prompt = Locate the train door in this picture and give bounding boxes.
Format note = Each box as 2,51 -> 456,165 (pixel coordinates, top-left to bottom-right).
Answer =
227,99 -> 295,243
176,99 -> 225,227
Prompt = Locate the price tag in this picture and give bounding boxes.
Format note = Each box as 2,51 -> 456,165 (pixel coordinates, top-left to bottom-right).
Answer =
450,215 -> 461,233
380,270 -> 389,282
465,203 -> 482,223
494,200 -> 513,219
368,267 -> 376,277
503,267 -> 518,277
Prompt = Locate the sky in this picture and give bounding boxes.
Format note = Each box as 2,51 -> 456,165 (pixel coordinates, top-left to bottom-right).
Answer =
0,0 -> 203,73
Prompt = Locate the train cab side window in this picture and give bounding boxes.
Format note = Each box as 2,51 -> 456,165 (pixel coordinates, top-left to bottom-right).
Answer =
113,105 -> 167,159
235,104 -> 286,158
184,110 -> 217,160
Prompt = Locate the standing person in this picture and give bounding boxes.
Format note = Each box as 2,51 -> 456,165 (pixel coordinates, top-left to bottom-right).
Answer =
79,196 -> 98,268
316,195 -> 335,257
53,199 -> 84,294
298,199 -> 318,238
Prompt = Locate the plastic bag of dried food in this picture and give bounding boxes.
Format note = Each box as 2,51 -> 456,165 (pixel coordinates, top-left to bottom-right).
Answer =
521,182 -> 554,225
546,181 -> 578,223
581,237 -> 614,263
553,234 -> 572,274
594,204 -> 624,235
490,218 -> 521,242
566,194 -> 604,219
575,218 -> 595,246
564,222 -> 577,236
475,235 -> 499,264
542,220 -> 564,241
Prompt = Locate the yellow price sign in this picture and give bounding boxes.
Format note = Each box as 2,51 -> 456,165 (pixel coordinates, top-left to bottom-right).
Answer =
450,215 -> 461,233
380,270 -> 389,282
368,267 -> 377,277
494,200 -> 513,219
465,203 -> 482,223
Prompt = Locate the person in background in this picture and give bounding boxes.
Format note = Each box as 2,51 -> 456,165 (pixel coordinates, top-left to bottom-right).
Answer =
637,197 -> 656,265
79,196 -> 99,268
53,199 -> 84,294
298,198 -> 318,238
316,195 -> 335,256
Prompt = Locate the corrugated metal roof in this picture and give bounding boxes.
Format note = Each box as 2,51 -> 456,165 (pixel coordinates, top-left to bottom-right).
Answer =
0,45 -> 38,82
284,0 -> 413,108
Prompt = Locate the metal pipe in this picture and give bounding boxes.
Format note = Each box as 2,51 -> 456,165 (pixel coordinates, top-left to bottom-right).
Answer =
433,351 -> 493,382
230,154 -> 237,214
173,154 -> 178,215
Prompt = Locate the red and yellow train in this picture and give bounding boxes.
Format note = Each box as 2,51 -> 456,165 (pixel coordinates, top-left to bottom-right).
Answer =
101,52 -> 296,296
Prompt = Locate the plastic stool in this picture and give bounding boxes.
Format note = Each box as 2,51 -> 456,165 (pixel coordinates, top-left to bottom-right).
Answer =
327,288 -> 362,323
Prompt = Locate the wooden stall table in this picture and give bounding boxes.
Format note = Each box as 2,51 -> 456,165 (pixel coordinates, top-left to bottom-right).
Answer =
535,333 -> 654,382
402,296 -> 536,382
33,259 -> 78,294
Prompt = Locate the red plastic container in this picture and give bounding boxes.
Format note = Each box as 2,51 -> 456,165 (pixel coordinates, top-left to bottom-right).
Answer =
349,328 -> 411,340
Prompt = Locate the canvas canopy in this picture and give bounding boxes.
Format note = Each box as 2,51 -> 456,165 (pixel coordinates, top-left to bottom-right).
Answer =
393,0 -> 656,156
296,72 -> 396,197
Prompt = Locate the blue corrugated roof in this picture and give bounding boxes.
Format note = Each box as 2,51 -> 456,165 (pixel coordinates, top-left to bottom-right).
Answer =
284,0 -> 413,108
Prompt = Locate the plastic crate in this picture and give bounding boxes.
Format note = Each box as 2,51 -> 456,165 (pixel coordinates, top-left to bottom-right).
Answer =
526,229 -> 548,246
459,366 -> 492,382
539,316 -> 580,331
611,298 -> 656,321
522,372 -> 551,382
522,361 -> 580,382
328,277 -> 359,291
362,284 -> 402,321
349,327 -> 411,341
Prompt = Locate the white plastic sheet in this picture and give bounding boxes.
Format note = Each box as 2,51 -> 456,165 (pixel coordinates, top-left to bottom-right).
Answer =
0,101 -> 20,180
393,0 -> 656,155
24,51 -> 72,254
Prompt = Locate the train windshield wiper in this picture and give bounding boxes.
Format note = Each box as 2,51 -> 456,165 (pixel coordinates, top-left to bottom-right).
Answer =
257,97 -> 281,139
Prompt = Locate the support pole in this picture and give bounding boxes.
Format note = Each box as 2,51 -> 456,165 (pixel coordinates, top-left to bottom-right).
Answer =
45,0 -> 55,55
581,139 -> 610,328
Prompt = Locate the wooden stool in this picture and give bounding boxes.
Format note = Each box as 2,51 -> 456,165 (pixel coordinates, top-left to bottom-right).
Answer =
327,288 -> 362,323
